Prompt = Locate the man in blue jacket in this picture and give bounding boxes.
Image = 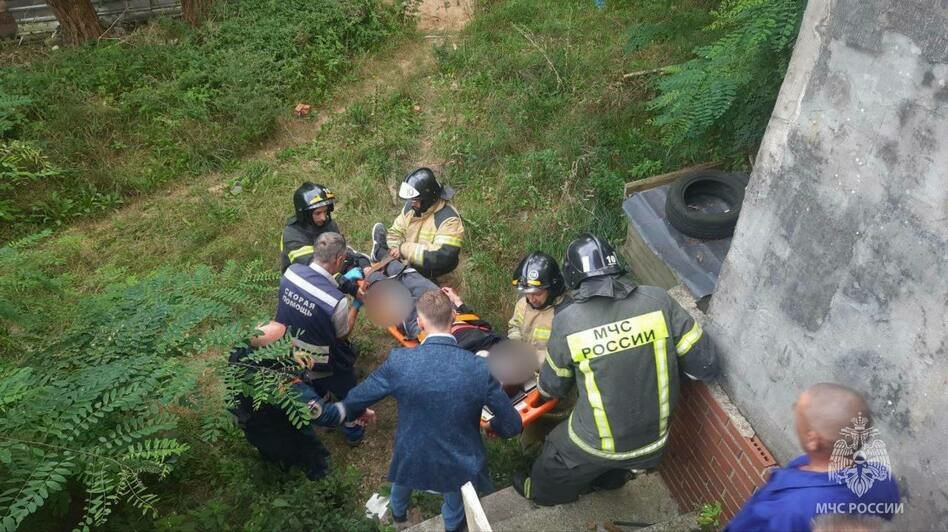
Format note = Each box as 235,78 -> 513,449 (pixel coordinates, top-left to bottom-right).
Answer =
726,383 -> 901,531
334,289 -> 522,531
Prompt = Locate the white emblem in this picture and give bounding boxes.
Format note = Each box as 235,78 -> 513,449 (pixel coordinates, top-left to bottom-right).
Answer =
527,269 -> 539,280
828,414 -> 891,498
398,182 -> 420,200
606,253 -> 618,266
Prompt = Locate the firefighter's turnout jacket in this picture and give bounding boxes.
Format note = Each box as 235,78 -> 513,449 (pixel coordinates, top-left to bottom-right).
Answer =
539,276 -> 716,468
280,217 -> 341,272
507,296 -> 563,359
387,199 -> 464,286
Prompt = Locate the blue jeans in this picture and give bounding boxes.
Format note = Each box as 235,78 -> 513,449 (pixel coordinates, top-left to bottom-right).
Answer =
390,483 -> 465,531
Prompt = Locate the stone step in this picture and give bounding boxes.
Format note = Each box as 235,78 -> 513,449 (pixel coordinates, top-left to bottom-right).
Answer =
408,472 -> 682,532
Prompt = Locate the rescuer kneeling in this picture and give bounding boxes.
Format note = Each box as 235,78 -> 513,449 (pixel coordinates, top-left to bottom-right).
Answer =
511,233 -> 718,505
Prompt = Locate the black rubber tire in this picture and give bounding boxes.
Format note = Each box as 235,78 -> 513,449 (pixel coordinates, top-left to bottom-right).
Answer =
665,170 -> 749,240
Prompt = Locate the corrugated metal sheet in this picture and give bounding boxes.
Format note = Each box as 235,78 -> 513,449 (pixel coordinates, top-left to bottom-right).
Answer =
5,0 -> 180,39
622,185 -> 733,299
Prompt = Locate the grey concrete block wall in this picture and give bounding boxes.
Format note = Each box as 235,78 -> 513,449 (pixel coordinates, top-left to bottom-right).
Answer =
708,0 -> 947,529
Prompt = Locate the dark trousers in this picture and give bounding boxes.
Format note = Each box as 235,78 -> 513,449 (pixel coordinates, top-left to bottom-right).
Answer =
528,423 -> 636,506
242,403 -> 331,480
309,367 -> 357,400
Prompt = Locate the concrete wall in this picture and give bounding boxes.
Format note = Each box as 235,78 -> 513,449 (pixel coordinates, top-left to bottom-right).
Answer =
708,0 -> 947,528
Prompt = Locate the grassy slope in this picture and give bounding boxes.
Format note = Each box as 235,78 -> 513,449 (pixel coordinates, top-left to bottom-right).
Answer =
0,0 -> 405,242
4,1 -> 720,529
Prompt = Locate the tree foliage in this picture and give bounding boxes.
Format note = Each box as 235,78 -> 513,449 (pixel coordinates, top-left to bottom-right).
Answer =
0,241 -> 302,530
648,0 -> 806,156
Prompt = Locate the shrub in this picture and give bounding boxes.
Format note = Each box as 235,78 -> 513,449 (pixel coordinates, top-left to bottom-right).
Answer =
0,246 -> 303,530
648,0 -> 806,157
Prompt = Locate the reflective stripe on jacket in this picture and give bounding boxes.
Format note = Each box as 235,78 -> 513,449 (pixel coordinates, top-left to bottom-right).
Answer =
506,296 -> 560,359
538,278 -> 715,466
280,217 -> 341,272
386,199 -> 464,280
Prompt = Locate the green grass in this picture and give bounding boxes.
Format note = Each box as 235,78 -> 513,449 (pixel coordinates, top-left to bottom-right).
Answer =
0,0 -> 410,242
0,0 -> 759,528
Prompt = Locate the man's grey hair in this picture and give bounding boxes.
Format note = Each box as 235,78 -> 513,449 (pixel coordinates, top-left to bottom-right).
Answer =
312,232 -> 347,264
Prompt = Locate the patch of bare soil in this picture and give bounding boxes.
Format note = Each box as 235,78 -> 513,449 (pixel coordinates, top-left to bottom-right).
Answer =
417,0 -> 474,32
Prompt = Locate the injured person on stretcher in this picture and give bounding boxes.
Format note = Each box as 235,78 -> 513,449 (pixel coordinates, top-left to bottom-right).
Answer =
359,257 -> 556,429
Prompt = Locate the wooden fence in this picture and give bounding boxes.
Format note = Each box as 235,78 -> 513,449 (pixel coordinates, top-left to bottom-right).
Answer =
1,0 -> 181,40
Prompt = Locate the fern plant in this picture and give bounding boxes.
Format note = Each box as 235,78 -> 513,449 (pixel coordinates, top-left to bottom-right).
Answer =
0,249 -> 305,531
647,0 -> 806,156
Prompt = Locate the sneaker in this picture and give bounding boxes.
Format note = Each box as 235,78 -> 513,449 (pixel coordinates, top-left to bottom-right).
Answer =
371,222 -> 389,262
446,521 -> 468,532
342,420 -> 365,447
511,472 -> 531,500
391,513 -> 410,531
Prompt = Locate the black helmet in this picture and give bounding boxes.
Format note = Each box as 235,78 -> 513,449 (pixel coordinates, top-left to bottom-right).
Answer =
399,167 -> 454,215
293,182 -> 335,228
512,251 -> 565,309
562,233 -> 625,290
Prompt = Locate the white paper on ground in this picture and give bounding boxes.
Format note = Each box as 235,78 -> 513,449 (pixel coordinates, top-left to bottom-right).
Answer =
364,492 -> 390,519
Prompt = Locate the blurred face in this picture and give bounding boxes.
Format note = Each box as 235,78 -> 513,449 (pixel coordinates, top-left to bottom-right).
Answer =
410,199 -> 423,212
525,288 -> 550,309
311,206 -> 330,227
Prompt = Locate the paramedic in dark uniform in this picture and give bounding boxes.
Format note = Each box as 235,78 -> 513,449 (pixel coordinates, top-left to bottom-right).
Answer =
511,233 -> 718,505
253,231 -> 368,445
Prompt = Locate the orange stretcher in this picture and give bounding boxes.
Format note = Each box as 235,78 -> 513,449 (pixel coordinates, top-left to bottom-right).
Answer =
383,324 -> 558,435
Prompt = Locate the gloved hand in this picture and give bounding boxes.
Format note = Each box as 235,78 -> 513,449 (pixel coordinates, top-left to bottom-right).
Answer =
352,299 -> 364,310
343,267 -> 364,281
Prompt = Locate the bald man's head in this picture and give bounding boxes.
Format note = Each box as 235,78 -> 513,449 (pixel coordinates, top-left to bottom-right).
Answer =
794,383 -> 871,460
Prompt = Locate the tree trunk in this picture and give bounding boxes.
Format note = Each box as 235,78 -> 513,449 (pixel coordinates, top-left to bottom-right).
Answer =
0,1 -> 18,39
181,0 -> 216,26
46,0 -> 102,45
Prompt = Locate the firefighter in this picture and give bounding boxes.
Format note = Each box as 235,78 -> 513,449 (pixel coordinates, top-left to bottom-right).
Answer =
511,233 -> 717,506
507,251 -> 566,365
370,167 -> 465,288
508,251 -> 570,445
281,182 -> 340,272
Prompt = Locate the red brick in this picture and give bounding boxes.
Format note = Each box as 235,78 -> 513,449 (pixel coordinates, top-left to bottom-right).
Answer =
708,431 -> 758,497
747,436 -> 778,467
680,464 -> 711,504
721,487 -> 744,521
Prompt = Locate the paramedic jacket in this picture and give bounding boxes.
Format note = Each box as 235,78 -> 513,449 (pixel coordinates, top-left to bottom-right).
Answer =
538,275 -> 716,469
280,216 -> 342,273
276,262 -> 357,375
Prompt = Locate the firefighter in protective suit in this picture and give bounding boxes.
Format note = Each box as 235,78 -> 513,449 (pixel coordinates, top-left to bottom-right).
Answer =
512,233 -> 717,506
281,183 -> 340,272
370,168 -> 464,288
508,251 -> 572,446
507,251 -> 566,364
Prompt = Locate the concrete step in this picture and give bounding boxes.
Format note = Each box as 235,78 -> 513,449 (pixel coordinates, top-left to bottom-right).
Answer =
408,472 -> 682,532
406,484 -> 533,532
639,511 -> 699,531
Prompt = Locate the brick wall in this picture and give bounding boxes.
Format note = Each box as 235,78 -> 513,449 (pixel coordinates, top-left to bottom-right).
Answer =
660,380 -> 778,522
